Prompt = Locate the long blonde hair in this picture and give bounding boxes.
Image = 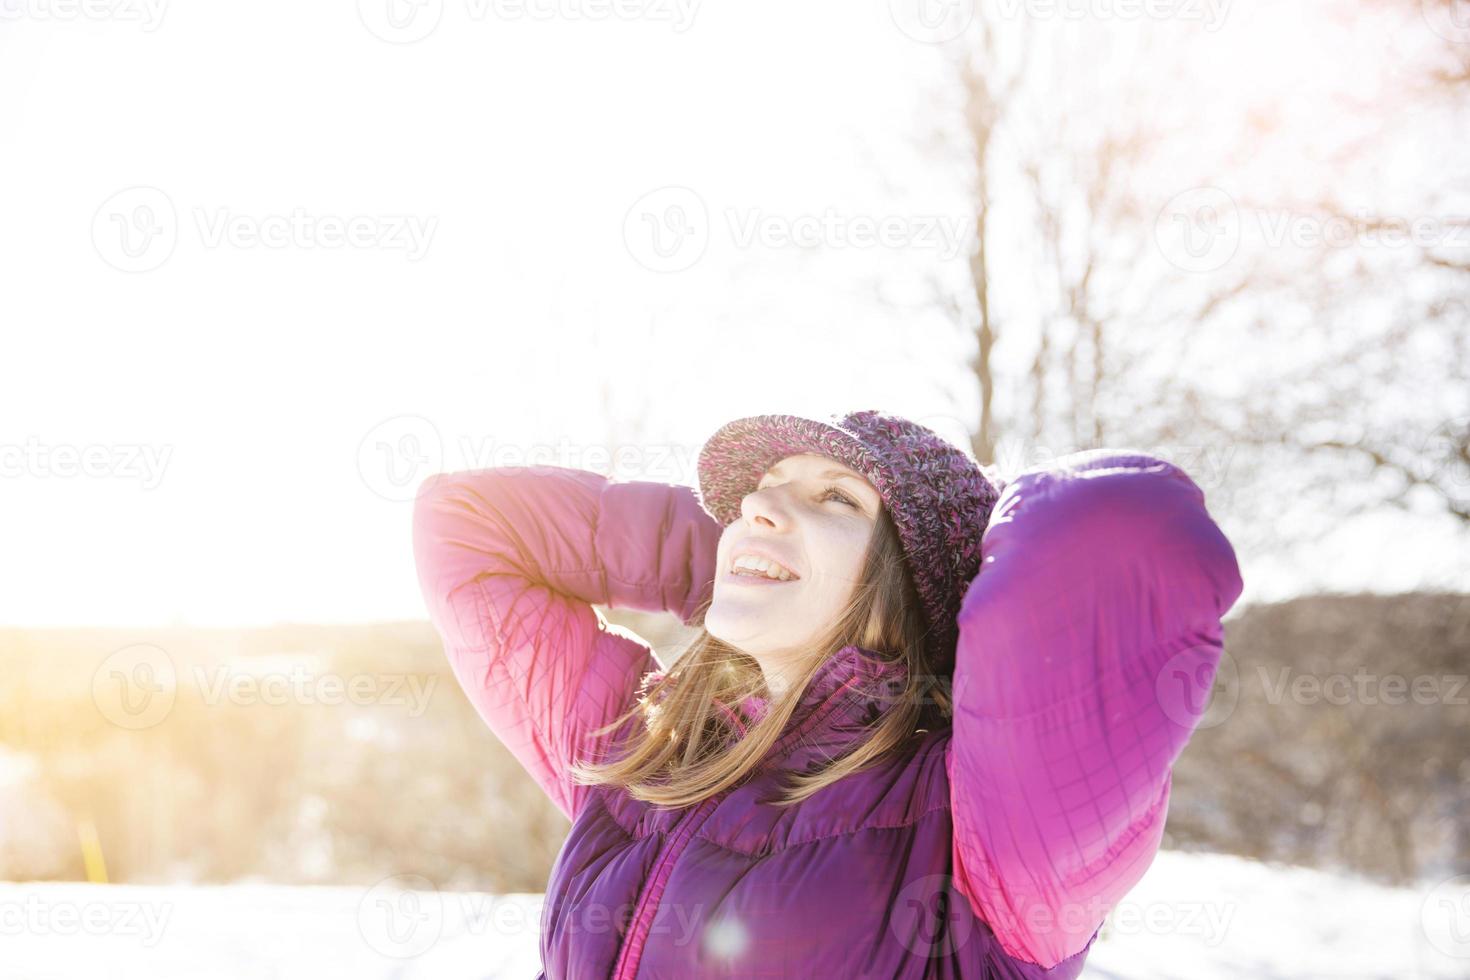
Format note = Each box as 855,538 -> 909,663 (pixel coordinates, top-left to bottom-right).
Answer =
568,504 -> 952,810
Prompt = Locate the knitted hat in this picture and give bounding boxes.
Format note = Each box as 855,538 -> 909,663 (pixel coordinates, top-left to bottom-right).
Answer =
693,409 -> 1003,672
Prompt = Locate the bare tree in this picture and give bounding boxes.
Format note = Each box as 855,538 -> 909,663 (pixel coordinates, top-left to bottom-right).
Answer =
953,27 -> 1033,463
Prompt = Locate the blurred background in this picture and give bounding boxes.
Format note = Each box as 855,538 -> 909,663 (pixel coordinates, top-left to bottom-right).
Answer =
1,0 -> 1467,976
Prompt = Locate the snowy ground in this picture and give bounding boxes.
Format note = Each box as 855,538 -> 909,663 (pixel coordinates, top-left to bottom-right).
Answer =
0,850 -> 1464,979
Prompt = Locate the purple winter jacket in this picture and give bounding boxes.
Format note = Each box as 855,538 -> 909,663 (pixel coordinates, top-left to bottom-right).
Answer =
411,450 -> 1244,978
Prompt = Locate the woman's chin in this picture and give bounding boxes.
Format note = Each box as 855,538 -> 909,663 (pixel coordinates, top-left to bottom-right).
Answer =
704,607 -> 791,653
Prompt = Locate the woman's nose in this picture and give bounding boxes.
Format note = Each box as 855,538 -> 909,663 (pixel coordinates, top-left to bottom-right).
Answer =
741,486 -> 790,530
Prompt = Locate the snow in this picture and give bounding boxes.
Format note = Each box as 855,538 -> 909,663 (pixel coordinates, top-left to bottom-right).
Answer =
0,880 -> 543,980
0,851 -> 1463,979
1078,851 -> 1466,980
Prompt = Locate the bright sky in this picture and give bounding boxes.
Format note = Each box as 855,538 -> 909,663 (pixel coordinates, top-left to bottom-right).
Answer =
1,0 -> 1464,629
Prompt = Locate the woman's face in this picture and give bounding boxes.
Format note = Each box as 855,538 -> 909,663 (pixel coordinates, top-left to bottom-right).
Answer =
704,453 -> 882,697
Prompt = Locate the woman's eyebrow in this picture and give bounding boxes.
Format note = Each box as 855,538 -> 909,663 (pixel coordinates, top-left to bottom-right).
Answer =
761,464 -> 878,504
764,462 -> 865,482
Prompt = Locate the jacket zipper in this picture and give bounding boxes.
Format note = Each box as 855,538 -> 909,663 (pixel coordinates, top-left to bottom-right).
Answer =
606,676 -> 863,979
609,793 -> 724,980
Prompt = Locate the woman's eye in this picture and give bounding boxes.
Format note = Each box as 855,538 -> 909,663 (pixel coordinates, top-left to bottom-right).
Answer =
754,480 -> 858,508
820,485 -> 857,507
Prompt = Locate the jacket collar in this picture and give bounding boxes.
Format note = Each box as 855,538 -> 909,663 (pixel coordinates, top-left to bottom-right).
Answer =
715,644 -> 910,769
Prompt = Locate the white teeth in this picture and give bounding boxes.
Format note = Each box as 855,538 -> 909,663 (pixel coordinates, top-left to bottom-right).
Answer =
731,554 -> 796,581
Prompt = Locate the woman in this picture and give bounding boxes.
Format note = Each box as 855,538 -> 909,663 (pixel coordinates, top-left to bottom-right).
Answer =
411,409 -> 1243,978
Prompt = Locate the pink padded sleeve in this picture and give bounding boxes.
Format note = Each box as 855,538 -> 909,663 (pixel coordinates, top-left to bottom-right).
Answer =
946,450 -> 1244,968
411,464 -> 721,822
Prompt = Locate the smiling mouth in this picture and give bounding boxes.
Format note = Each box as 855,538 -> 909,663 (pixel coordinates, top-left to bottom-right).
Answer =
728,554 -> 801,581
725,568 -> 800,586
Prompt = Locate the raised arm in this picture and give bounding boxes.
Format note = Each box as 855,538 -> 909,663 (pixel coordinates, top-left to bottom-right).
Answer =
411,464 -> 721,822
945,450 -> 1244,968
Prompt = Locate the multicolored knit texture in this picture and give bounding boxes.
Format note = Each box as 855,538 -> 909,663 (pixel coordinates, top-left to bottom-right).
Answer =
694,409 -> 1004,672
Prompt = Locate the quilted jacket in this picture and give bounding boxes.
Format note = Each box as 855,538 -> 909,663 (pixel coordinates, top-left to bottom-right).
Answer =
410,450 -> 1244,977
